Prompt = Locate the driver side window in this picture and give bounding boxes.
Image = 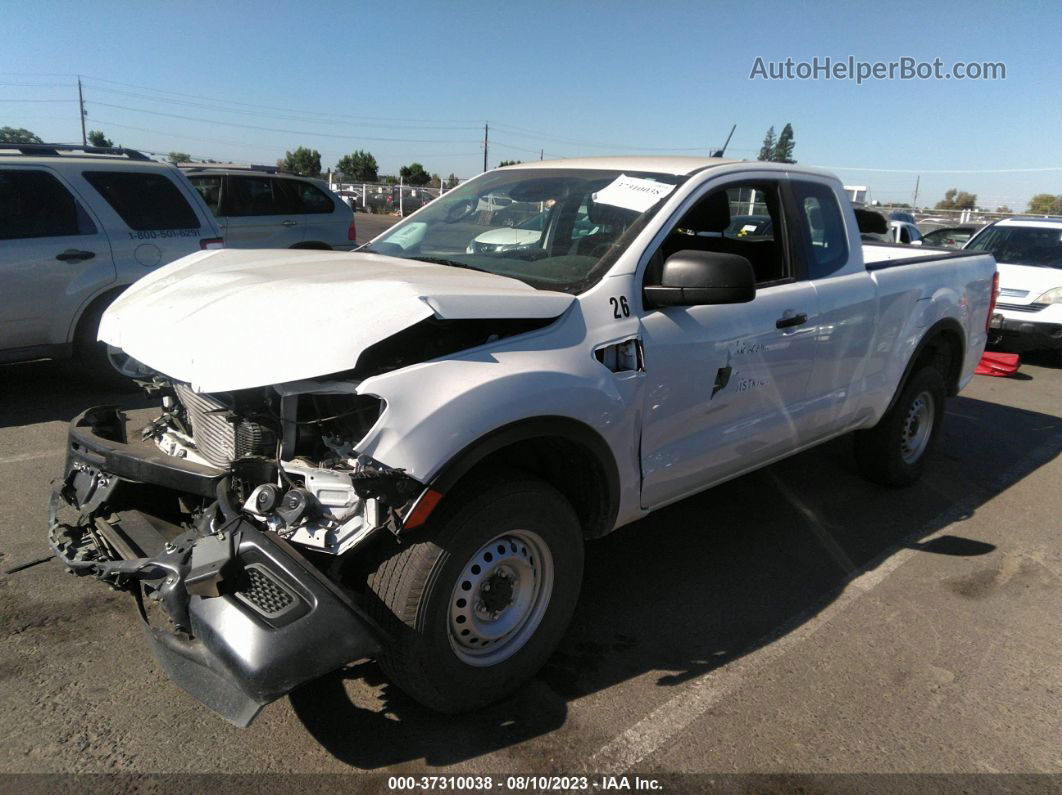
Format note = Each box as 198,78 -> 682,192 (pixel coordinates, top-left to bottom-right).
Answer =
647,182 -> 789,287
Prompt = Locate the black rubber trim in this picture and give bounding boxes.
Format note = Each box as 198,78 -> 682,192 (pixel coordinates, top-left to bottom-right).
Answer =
429,415 -> 621,536
863,244 -> 990,271
67,406 -> 225,498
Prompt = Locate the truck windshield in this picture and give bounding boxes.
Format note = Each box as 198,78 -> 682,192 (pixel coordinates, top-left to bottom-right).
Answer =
966,225 -> 1062,269
361,168 -> 683,293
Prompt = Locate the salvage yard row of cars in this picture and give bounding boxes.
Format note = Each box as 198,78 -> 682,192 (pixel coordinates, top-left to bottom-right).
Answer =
2,143 -> 1060,727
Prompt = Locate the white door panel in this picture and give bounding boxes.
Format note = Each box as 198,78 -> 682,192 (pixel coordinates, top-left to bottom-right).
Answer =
803,271 -> 878,434
639,281 -> 819,508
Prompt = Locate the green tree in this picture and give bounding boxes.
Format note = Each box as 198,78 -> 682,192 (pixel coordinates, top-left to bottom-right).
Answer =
996,205 -> 1012,214
1027,193 -> 1062,215
399,161 -> 431,186
445,173 -> 459,189
166,151 -> 191,164
935,188 -> 978,210
430,173 -> 441,188
281,146 -> 322,177
0,126 -> 42,143
87,130 -> 113,147
335,149 -> 378,181
757,126 -> 776,161
772,123 -> 796,163
381,175 -> 397,185
497,159 -> 522,167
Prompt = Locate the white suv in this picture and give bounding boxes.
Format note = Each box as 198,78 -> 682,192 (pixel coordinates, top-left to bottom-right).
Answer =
965,216 -> 1062,360
0,143 -> 223,379
184,167 -> 356,250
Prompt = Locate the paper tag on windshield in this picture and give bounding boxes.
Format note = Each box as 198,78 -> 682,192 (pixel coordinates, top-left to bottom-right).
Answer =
592,174 -> 672,213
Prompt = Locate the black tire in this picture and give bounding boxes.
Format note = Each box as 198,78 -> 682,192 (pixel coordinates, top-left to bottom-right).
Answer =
73,297 -> 139,391
365,472 -> 583,713
855,366 -> 946,487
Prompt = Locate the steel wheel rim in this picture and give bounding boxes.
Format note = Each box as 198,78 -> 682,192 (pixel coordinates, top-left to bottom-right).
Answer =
900,390 -> 934,464
448,529 -> 554,667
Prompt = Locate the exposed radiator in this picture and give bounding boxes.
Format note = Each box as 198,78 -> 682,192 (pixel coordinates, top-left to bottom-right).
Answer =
174,383 -> 237,468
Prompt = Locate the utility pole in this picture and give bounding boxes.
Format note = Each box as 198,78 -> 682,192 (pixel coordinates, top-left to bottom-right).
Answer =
912,175 -> 920,209
77,76 -> 87,146
483,123 -> 489,172
540,148 -> 544,161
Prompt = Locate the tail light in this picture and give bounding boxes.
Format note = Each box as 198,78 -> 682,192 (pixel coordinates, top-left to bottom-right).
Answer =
200,237 -> 224,250
347,217 -> 357,242
985,270 -> 1000,332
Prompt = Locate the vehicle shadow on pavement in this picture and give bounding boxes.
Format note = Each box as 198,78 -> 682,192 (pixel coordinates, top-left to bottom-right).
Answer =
0,360 -> 148,429
291,393 -> 1061,769
290,661 -> 568,768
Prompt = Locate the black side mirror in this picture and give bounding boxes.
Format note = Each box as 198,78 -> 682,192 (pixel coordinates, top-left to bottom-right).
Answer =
644,250 -> 756,307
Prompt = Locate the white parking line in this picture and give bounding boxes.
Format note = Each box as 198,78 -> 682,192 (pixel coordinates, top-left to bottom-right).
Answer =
585,431 -> 1062,773
0,450 -> 63,465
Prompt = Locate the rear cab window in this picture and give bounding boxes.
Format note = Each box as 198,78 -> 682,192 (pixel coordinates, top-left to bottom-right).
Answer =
83,171 -> 200,235
0,169 -> 97,239
789,181 -> 848,278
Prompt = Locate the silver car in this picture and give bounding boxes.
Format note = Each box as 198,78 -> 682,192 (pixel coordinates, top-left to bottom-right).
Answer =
0,143 -> 223,380
185,167 -> 356,250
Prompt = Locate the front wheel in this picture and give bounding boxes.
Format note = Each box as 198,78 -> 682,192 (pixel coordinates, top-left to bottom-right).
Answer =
855,366 -> 946,487
365,473 -> 583,712
74,298 -> 142,389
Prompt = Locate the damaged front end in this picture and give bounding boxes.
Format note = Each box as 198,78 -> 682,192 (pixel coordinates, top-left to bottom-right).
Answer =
47,374 -> 428,726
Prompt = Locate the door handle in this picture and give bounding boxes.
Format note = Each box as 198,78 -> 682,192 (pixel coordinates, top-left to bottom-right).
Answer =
55,249 -> 96,262
280,220 -> 298,227
775,312 -> 808,329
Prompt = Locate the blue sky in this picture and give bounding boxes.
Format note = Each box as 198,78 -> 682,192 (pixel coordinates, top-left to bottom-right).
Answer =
3,0 -> 1060,209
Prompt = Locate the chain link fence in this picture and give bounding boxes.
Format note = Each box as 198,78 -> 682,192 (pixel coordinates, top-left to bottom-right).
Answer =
327,181 -> 474,216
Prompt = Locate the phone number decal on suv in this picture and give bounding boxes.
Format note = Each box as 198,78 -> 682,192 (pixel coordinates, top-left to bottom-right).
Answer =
127,229 -> 200,240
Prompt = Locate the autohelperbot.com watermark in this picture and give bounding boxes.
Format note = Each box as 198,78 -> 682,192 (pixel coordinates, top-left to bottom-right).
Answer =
749,56 -> 1006,84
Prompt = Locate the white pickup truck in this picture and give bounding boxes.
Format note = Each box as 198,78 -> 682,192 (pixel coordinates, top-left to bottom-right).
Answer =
48,157 -> 998,726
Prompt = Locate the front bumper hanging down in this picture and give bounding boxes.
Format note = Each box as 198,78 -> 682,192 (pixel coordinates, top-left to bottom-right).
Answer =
48,406 -> 383,727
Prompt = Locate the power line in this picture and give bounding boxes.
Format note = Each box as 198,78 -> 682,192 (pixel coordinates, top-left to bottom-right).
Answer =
80,74 -> 482,125
90,118 -> 484,162
82,84 -> 482,131
87,101 -> 482,144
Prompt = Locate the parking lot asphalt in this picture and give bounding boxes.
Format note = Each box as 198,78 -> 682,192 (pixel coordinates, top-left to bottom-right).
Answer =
0,264 -> 1059,778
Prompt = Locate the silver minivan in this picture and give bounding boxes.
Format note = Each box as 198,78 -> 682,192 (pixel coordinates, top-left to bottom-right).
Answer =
185,166 -> 356,250
0,143 -> 223,380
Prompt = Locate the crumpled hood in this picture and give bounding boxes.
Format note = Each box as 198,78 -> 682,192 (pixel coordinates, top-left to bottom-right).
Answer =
99,248 -> 574,392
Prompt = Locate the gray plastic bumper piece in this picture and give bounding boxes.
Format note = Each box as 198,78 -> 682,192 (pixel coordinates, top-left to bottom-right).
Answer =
145,523 -> 382,727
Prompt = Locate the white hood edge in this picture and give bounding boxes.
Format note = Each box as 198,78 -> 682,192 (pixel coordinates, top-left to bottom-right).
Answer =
99,248 -> 574,393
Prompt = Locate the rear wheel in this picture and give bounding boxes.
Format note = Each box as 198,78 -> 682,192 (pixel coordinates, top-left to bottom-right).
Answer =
855,367 -> 946,487
365,473 -> 583,712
